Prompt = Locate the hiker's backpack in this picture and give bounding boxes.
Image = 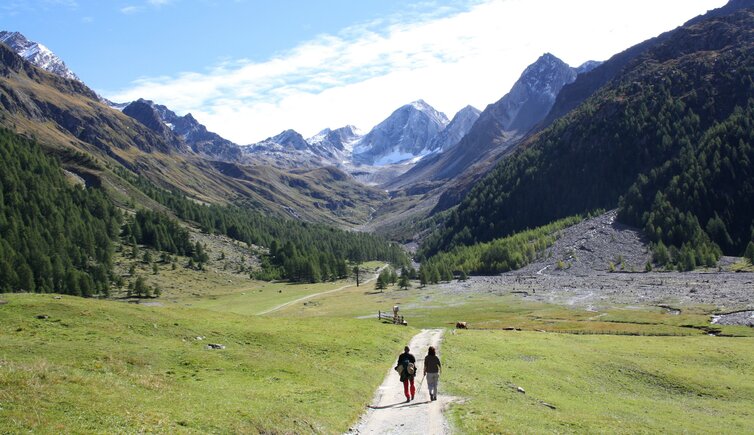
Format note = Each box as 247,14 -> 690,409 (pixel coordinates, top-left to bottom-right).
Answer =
405,361 -> 416,376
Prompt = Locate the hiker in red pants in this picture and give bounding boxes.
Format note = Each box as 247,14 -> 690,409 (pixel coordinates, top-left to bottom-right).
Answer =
395,346 -> 416,402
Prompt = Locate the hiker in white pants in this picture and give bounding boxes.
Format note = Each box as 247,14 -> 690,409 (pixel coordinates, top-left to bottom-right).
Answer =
423,346 -> 442,401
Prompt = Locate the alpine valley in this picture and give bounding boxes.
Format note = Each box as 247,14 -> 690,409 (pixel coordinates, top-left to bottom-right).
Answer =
1,1 -> 753,433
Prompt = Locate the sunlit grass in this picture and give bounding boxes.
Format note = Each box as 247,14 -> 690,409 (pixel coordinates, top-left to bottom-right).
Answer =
443,330 -> 754,434
0,294 -> 414,433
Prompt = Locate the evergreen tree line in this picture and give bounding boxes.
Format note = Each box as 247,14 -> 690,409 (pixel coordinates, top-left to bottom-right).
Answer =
121,209 -> 209,269
0,129 -> 121,295
619,100 -> 754,270
421,24 -> 754,268
122,209 -> 193,256
375,267 -> 400,291
259,240 -> 351,283
420,215 -> 582,277
114,168 -> 408,280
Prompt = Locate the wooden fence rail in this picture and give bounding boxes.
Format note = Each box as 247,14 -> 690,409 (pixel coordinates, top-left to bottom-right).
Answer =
378,311 -> 406,325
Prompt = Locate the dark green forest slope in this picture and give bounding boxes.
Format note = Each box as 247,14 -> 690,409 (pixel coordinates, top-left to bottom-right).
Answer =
422,9 -> 754,264
0,127 -> 406,293
0,129 -> 121,295
121,171 -> 407,282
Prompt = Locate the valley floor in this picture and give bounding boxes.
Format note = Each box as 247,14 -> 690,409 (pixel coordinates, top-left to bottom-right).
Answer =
447,269 -> 754,321
1,256 -> 753,433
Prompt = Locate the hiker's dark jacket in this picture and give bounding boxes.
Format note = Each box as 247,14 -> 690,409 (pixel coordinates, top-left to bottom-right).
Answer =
397,352 -> 416,381
424,354 -> 441,374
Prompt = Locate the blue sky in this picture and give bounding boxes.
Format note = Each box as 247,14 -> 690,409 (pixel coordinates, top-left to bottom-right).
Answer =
1,0 -> 452,90
1,0 -> 728,143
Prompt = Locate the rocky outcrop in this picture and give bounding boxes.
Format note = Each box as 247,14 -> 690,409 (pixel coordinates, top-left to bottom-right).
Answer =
425,105 -> 481,153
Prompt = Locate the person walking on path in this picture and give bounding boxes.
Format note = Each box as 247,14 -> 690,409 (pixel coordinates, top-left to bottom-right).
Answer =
424,346 -> 442,401
396,346 -> 416,402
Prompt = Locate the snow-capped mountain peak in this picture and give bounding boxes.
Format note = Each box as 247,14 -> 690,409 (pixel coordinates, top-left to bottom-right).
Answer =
352,100 -> 450,166
307,125 -> 362,154
0,31 -> 81,82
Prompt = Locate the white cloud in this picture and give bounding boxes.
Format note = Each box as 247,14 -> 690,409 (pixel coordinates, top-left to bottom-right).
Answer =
120,0 -> 173,14
119,5 -> 141,14
147,0 -> 173,6
106,0 -> 727,144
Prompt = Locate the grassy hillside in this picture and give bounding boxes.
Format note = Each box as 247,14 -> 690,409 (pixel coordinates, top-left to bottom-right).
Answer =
442,330 -> 754,433
0,294 -> 414,433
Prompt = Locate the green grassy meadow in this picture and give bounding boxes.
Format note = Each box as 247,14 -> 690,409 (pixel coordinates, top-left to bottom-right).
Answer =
442,330 -> 754,434
269,279 -> 753,337
0,294 -> 414,433
1,268 -> 753,433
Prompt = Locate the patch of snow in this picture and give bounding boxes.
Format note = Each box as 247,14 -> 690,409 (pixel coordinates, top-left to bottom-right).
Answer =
373,149 -> 418,166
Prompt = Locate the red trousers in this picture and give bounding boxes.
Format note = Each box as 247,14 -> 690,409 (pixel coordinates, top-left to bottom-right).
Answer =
403,378 -> 415,399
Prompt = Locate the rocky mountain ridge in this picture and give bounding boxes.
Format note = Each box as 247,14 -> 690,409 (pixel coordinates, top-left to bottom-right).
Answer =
0,31 -> 80,82
390,53 -> 596,191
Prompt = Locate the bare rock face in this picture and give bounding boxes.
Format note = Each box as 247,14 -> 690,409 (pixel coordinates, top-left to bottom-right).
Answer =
123,99 -> 173,136
122,99 -> 185,151
425,105 -> 481,153
122,98 -> 242,161
307,125 -> 362,161
491,52 -> 578,134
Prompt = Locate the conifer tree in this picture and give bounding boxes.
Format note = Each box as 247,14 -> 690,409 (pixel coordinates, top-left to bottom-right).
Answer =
398,273 -> 410,290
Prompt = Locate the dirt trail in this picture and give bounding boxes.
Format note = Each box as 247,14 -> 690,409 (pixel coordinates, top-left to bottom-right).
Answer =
349,329 -> 453,435
257,267 -> 385,315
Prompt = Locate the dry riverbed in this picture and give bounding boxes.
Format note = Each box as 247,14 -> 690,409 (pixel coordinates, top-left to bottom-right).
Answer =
430,210 -> 754,324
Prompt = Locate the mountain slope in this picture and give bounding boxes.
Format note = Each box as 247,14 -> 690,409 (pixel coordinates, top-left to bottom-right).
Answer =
353,100 -> 449,165
0,43 -> 385,227
0,128 -> 120,294
390,53 -> 583,190
242,129 -> 333,167
537,1 -> 750,130
422,3 -> 754,257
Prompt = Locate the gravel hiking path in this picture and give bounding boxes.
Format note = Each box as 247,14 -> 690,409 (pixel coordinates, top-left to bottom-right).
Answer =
349,329 -> 454,435
257,267 -> 385,315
